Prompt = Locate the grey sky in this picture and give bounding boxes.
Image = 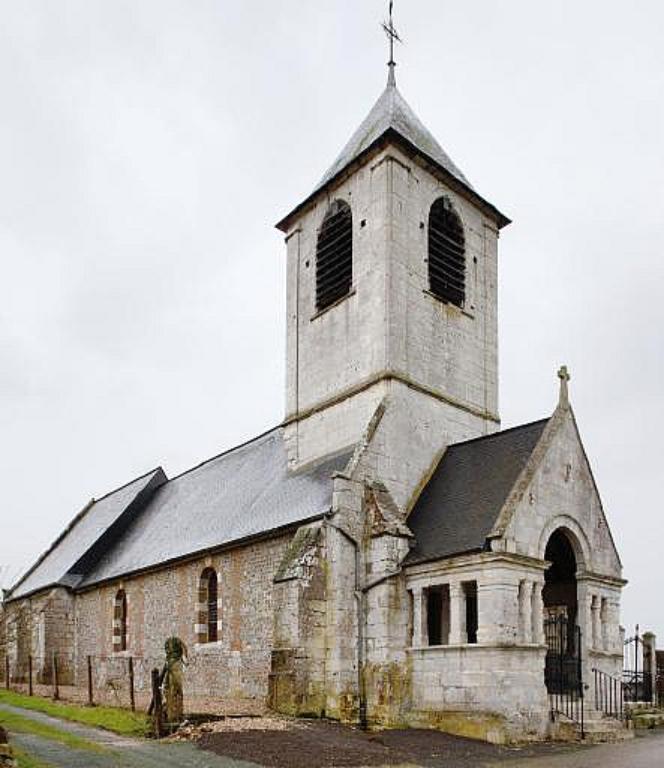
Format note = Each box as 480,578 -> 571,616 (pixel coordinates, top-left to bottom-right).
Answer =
1,1 -> 662,638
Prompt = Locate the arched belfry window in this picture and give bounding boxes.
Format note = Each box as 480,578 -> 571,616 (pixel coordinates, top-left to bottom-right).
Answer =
113,590 -> 128,652
197,568 -> 219,644
316,200 -> 353,312
427,197 -> 466,307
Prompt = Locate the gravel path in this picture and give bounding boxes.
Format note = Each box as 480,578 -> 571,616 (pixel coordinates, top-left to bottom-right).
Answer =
0,702 -> 258,768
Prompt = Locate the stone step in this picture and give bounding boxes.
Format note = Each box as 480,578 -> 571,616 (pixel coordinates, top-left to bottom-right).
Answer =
554,711 -> 634,743
632,712 -> 664,729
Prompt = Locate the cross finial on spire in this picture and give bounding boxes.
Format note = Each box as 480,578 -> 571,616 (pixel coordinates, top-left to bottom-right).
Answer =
382,1 -> 403,86
557,365 -> 571,407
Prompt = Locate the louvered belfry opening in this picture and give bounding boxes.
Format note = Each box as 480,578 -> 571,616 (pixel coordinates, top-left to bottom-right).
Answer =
316,199 -> 353,312
428,197 -> 466,307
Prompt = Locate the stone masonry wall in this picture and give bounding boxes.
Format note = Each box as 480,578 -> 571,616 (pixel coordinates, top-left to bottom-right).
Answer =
2,588 -> 75,685
72,532 -> 291,708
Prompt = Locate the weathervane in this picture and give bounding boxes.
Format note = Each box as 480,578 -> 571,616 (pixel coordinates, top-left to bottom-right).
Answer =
382,0 -> 403,85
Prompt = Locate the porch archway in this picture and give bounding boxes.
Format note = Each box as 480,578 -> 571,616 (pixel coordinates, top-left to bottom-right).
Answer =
542,527 -> 583,693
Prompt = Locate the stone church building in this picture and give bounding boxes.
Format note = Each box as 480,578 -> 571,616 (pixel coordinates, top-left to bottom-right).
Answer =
1,63 -> 627,743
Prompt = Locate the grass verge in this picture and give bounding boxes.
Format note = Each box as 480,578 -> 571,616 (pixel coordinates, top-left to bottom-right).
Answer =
0,689 -> 149,737
14,747 -> 55,768
0,709 -> 107,753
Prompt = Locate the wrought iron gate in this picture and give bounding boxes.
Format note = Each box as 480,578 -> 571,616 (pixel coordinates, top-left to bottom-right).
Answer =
545,615 -> 584,736
656,651 -> 664,708
623,627 -> 652,703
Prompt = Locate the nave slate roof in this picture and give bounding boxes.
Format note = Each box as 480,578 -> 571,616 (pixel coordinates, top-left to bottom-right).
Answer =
9,468 -> 166,600
7,428 -> 350,600
405,419 -> 549,566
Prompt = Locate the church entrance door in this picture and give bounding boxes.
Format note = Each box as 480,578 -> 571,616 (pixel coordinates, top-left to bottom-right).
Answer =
542,529 -> 582,694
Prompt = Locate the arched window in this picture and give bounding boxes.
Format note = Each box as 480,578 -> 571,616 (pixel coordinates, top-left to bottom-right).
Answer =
197,568 -> 219,644
113,590 -> 127,652
316,200 -> 352,312
427,197 -> 466,307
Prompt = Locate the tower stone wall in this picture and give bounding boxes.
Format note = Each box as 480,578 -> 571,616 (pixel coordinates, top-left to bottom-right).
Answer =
283,143 -> 502,508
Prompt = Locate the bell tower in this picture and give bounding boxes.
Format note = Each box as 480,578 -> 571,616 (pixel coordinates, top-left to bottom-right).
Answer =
277,52 -> 510,505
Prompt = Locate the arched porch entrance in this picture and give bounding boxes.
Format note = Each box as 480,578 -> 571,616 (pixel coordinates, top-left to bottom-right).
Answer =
543,528 -> 582,693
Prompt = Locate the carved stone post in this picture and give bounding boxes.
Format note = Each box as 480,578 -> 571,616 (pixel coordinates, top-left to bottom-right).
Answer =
591,595 -> 601,651
412,587 -> 425,647
531,580 -> 545,645
449,583 -> 466,645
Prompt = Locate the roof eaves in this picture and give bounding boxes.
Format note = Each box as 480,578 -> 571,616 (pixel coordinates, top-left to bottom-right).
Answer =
76,510 -> 330,593
404,546 -> 485,569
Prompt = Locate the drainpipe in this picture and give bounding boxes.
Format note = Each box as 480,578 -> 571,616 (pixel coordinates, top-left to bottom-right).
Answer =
323,516 -> 367,729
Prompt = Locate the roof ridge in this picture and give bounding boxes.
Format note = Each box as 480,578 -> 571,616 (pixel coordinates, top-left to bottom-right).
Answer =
447,418 -> 550,451
167,424 -> 283,483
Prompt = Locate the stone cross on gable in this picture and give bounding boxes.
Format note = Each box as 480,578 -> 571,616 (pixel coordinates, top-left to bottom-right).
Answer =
558,365 -> 571,407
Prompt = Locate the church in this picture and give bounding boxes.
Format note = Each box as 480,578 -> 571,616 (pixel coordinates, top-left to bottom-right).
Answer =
1,45 -> 627,744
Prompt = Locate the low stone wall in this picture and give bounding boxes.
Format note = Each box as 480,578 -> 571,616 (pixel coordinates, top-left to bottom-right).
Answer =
406,644 -> 549,743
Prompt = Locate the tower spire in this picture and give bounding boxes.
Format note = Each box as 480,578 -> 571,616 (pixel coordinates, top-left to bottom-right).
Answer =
382,1 -> 402,86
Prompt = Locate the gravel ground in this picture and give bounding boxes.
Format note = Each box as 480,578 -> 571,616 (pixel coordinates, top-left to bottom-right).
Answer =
197,718 -> 582,768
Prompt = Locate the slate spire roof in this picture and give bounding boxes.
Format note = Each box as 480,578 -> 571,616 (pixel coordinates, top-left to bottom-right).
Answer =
277,70 -> 510,231
315,73 -> 472,194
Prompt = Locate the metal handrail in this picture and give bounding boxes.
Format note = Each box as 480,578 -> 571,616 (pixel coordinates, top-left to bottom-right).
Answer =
592,667 -> 625,721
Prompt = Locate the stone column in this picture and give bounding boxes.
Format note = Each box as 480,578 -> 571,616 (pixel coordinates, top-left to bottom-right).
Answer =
449,584 -> 466,645
412,587 -> 425,648
522,581 -> 533,643
531,580 -> 545,645
643,632 -> 657,704
600,598 -> 609,652
591,595 -> 601,651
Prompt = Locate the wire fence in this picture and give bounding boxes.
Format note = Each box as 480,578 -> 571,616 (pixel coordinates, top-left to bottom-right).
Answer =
0,651 -> 266,717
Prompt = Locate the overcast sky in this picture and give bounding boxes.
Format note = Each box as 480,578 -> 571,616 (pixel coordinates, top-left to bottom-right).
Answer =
1,1 -> 662,638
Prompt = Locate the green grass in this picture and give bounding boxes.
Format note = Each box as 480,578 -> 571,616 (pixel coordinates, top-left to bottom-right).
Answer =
0,709 -> 107,753
14,747 -> 55,768
0,689 -> 149,737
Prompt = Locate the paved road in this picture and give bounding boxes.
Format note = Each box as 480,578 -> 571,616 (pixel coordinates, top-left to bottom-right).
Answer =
0,702 -> 258,768
489,730 -> 664,768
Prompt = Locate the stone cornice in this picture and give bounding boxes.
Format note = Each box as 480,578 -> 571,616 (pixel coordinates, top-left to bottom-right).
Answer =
283,370 -> 500,427
404,550 -> 548,579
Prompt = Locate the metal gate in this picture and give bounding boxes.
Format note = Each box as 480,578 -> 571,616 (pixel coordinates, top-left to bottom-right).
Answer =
544,615 -> 584,736
623,626 -> 652,703
656,651 -> 664,709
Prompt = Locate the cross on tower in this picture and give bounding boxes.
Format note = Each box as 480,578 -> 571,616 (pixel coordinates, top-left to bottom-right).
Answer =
557,365 -> 571,407
382,1 -> 403,85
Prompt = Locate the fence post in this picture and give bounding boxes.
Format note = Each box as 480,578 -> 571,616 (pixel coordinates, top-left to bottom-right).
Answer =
4,657 -> 8,690
128,657 -> 135,712
87,656 -> 94,706
151,668 -> 162,738
52,653 -> 59,701
28,655 -> 33,696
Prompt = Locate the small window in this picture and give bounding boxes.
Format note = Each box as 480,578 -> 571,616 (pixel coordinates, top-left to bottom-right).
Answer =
197,568 -> 219,644
427,196 -> 466,306
464,581 -> 478,644
316,200 -> 353,312
113,590 -> 127,652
